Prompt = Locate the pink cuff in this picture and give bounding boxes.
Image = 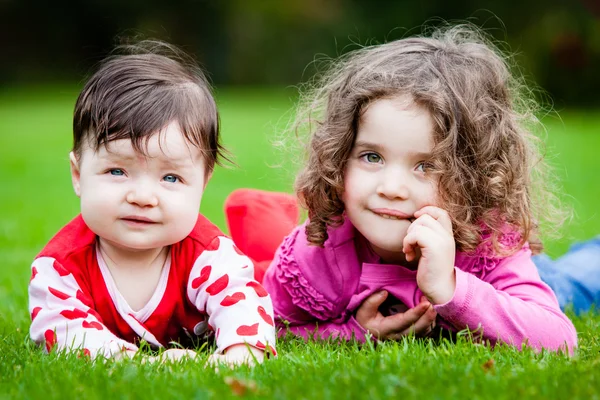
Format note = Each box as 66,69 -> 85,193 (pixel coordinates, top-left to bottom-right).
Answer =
433,267 -> 475,326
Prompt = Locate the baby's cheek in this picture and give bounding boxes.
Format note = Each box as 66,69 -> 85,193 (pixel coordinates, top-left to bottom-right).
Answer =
168,195 -> 201,236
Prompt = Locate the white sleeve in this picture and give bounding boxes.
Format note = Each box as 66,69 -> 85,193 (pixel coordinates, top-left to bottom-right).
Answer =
187,237 -> 277,355
28,257 -> 138,358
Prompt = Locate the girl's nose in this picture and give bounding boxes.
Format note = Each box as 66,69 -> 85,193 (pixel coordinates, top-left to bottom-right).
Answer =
376,167 -> 409,200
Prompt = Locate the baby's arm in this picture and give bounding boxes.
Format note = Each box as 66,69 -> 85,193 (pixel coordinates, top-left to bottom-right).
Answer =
187,237 -> 277,364
434,248 -> 578,354
28,257 -> 138,359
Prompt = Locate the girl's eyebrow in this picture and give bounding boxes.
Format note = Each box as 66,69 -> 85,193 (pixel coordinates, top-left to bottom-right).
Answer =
353,140 -> 385,153
353,140 -> 432,159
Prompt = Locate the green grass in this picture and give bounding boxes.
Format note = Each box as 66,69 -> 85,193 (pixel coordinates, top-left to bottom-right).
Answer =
1,85 -> 599,399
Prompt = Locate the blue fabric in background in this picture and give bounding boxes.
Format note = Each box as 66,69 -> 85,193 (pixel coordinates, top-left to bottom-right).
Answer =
535,236 -> 600,314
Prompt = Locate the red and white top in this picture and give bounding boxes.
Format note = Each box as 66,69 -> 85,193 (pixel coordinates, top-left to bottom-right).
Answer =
29,214 -> 276,358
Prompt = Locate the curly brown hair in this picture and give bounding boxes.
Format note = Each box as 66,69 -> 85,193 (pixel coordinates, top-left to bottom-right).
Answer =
293,25 -> 566,255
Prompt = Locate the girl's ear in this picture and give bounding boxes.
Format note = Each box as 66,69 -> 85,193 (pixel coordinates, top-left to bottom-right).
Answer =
69,152 -> 81,197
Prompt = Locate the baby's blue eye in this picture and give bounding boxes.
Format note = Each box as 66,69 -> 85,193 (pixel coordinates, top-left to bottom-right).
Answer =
110,169 -> 124,176
364,153 -> 382,163
163,174 -> 179,183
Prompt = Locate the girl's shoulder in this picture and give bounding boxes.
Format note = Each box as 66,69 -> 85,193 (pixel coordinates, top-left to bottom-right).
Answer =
455,229 -> 528,279
285,217 -> 358,257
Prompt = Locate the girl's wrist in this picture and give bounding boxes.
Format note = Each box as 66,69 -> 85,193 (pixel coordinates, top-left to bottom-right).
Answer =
426,269 -> 457,305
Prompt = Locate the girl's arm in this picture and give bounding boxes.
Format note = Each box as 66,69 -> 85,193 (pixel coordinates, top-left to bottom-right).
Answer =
186,236 -> 277,357
28,257 -> 138,359
262,231 -> 369,342
434,247 -> 578,354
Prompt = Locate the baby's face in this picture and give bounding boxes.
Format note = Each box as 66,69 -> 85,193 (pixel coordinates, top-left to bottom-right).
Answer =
70,121 -> 208,252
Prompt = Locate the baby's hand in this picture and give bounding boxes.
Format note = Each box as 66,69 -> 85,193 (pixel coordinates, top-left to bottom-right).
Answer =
160,348 -> 198,362
137,349 -> 198,364
355,291 -> 437,340
403,206 -> 456,304
207,344 -> 265,369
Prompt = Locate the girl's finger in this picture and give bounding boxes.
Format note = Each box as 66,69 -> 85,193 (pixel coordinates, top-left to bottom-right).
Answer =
407,214 -> 447,236
403,225 -> 437,255
382,301 -> 430,334
410,306 -> 437,336
414,206 -> 453,233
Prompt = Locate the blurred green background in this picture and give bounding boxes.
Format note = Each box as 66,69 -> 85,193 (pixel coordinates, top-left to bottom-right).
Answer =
0,1 -> 599,264
2,0 -> 600,107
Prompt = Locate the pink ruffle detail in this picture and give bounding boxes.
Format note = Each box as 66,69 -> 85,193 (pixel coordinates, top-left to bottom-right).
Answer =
464,230 -> 525,280
275,232 -> 338,321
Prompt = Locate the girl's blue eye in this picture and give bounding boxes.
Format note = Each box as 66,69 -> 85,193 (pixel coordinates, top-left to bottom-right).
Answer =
110,169 -> 124,176
163,174 -> 179,183
364,153 -> 382,163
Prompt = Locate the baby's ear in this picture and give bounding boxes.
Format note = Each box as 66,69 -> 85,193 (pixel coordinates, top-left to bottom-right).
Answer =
69,152 -> 81,197
203,168 -> 213,189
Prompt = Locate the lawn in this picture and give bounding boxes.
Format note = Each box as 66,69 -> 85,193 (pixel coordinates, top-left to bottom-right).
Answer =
0,85 -> 599,399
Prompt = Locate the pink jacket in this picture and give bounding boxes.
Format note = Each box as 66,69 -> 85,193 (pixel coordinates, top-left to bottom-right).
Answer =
263,218 -> 577,353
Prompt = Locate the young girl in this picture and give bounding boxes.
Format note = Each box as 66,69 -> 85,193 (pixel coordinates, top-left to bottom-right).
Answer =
28,41 -> 276,364
226,26 -> 578,353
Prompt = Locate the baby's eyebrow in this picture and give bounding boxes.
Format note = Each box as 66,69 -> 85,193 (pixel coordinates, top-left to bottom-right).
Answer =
99,149 -> 138,162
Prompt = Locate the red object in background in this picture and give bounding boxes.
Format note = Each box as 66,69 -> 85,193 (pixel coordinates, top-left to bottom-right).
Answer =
225,189 -> 299,282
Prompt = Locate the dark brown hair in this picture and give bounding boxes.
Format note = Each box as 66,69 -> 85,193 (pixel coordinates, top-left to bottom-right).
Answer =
293,25 -> 566,255
73,40 -> 227,173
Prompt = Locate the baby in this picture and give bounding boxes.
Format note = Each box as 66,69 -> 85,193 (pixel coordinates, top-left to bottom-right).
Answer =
28,40 -> 276,364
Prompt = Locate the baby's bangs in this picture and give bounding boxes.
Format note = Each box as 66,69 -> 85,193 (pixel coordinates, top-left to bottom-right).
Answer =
173,84 -> 219,154
92,83 -> 216,157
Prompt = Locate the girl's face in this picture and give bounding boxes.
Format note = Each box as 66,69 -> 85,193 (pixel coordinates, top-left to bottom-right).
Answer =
70,121 -> 209,255
342,95 -> 438,265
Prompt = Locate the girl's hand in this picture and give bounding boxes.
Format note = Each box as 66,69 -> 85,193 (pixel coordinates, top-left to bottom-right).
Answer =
355,291 -> 437,340
207,344 -> 265,368
403,206 -> 456,305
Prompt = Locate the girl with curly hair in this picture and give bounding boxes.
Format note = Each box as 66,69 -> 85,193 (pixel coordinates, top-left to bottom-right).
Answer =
226,25 -> 581,353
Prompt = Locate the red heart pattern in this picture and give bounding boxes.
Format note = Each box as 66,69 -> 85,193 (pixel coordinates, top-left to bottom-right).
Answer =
87,308 -> 102,320
220,292 -> 246,306
49,287 -> 70,300
30,267 -> 38,282
31,307 -> 42,320
236,323 -> 259,336
192,265 -> 212,289
257,306 -> 274,326
76,290 -> 92,306
206,274 -> 229,296
82,320 -> 103,330
255,341 -> 276,355
44,329 -> 56,352
53,260 -> 71,276
206,238 -> 221,251
233,245 -> 244,256
60,308 -> 88,320
246,281 -> 268,297
79,348 -> 91,358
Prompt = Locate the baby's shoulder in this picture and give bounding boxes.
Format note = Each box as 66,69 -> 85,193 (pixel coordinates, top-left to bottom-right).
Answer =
36,215 -> 96,263
184,213 -> 226,248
